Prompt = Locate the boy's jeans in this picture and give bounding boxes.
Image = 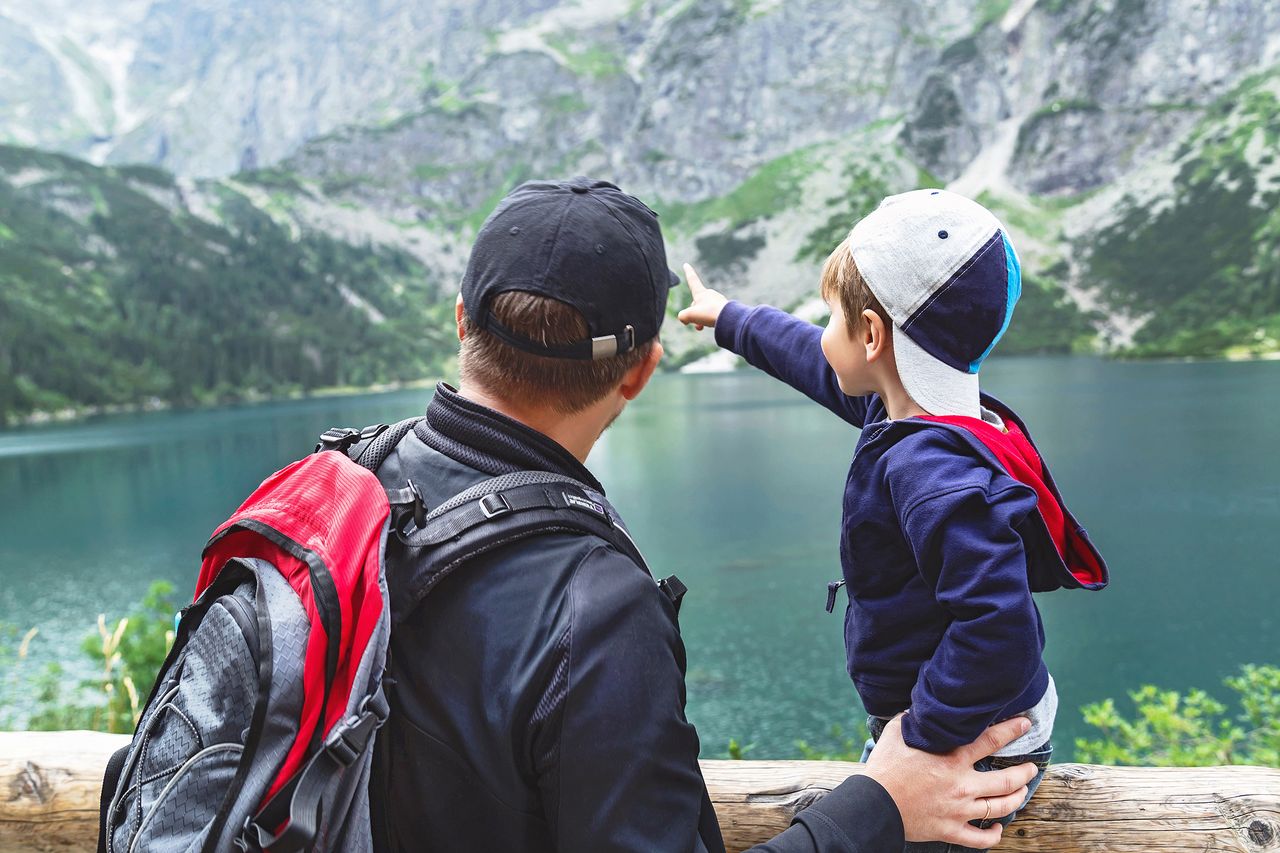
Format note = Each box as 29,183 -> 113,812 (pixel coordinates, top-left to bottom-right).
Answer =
860,716 -> 1051,853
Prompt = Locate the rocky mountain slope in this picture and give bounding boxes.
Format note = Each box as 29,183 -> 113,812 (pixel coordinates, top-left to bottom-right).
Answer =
268,0 -> 1280,356
1,0 -> 1278,420
0,0 -> 561,176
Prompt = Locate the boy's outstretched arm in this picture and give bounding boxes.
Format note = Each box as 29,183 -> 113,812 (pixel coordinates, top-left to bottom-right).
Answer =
678,264 -> 872,428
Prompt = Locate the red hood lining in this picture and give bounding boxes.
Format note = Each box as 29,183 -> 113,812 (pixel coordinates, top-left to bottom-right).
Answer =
917,413 -> 1105,587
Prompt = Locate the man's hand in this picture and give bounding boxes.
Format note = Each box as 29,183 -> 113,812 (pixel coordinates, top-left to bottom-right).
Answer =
676,263 -> 730,330
862,715 -> 1038,848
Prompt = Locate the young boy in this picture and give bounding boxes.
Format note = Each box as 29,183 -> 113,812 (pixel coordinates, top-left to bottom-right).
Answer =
678,189 -> 1109,852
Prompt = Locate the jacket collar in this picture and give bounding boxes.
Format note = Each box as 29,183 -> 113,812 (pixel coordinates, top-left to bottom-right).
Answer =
422,383 -> 605,494
857,392 -> 1013,449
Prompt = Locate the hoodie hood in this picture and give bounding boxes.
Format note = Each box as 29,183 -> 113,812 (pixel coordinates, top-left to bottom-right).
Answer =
918,394 -> 1108,592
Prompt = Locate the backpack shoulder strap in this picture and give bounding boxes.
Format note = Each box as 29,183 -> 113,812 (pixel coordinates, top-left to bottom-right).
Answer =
412,470 -> 646,565
316,416 -> 422,472
97,745 -> 130,853
388,470 -> 687,621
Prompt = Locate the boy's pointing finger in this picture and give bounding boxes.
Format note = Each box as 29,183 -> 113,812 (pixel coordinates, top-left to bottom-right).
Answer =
683,263 -> 706,296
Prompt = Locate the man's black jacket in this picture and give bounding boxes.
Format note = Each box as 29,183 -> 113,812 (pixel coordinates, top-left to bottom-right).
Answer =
368,383 -> 905,852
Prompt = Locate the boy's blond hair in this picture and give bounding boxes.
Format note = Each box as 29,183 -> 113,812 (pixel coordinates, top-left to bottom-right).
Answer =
820,235 -> 890,335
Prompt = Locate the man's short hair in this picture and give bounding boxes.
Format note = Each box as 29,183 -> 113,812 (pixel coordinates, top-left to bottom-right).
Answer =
459,290 -> 656,414
820,235 -> 890,334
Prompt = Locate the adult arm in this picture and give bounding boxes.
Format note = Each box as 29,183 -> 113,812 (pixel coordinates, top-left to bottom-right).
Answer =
545,545 -> 900,852
544,544 -> 717,852
743,774 -> 903,852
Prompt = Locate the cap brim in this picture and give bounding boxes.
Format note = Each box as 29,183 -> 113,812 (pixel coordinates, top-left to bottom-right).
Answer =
668,268 -> 681,289
894,325 -> 981,419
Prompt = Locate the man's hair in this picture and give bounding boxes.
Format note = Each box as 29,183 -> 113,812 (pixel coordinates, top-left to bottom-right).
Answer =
459,290 -> 655,414
820,235 -> 891,334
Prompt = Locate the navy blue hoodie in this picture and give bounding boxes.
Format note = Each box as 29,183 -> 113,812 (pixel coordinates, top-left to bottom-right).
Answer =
716,302 -> 1108,753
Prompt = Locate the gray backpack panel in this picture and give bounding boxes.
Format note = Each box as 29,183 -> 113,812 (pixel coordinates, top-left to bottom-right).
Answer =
103,560 -> 311,853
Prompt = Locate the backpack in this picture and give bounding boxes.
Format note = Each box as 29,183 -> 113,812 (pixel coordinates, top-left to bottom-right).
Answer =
98,417 -> 688,853
98,450 -> 392,853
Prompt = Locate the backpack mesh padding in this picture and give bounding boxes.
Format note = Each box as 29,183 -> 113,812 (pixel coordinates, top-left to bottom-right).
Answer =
357,417 -> 421,471
421,470 -> 594,522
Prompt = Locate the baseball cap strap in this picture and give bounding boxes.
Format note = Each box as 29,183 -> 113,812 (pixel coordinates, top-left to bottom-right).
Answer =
484,316 -> 636,361
591,325 -> 636,359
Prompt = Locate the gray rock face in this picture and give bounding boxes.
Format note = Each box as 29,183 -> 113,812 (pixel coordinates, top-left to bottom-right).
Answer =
0,0 -> 563,176
998,0 -> 1280,194
3,0 -> 1279,356
4,0 -> 1276,195
1012,103 -> 1196,195
0,16 -> 82,152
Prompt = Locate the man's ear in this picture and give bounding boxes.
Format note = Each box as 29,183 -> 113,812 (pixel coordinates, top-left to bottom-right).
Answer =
455,294 -> 466,342
619,341 -> 664,401
863,310 -> 889,364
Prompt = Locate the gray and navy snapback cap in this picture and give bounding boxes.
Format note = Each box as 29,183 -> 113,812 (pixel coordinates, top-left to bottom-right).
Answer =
848,189 -> 1022,418
461,177 -> 680,360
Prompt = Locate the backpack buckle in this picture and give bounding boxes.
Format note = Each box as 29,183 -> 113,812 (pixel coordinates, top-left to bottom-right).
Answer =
236,816 -> 262,851
323,702 -> 385,767
407,479 -> 427,529
479,492 -> 511,518
325,728 -> 361,767
658,574 -> 688,614
316,427 -> 360,454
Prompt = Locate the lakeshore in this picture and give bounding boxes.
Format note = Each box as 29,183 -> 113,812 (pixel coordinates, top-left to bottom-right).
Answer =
3,357 -> 1279,756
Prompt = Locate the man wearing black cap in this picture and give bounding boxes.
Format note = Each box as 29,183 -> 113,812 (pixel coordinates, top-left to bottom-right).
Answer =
366,177 -> 1037,852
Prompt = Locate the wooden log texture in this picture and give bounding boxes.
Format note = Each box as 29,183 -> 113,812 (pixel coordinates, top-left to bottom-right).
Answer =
2,732 -> 121,853
705,759 -> 1280,852
3,732 -> 1278,852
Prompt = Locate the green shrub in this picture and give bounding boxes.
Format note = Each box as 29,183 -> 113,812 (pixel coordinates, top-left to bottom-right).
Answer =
11,580 -> 178,733
1075,664 -> 1280,766
795,723 -> 868,762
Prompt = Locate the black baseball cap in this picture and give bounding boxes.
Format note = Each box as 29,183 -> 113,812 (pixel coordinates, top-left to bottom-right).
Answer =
460,177 -> 680,360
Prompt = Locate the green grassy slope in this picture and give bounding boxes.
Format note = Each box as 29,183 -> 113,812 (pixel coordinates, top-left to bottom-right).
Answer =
1084,71 -> 1280,358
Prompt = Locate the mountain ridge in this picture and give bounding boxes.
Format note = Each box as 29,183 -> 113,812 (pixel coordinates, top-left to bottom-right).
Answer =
2,0 -> 1279,422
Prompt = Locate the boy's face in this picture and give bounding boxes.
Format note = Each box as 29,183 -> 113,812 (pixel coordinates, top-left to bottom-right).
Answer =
821,299 -> 873,396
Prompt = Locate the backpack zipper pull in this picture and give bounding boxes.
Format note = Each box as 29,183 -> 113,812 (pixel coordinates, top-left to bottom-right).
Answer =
825,580 -> 846,614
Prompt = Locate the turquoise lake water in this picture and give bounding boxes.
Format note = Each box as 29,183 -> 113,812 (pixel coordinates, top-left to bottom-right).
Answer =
2,357 -> 1278,757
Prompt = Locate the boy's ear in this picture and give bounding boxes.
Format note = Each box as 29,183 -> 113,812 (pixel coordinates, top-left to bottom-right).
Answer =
863,310 -> 889,363
455,293 -> 466,342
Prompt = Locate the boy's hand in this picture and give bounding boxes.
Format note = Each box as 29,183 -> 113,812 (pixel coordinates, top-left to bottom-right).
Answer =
677,263 -> 729,330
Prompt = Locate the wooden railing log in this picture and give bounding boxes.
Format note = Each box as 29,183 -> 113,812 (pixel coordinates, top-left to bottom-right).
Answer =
703,758 -> 1280,852
1,732 -> 118,853
3,732 -> 1278,852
